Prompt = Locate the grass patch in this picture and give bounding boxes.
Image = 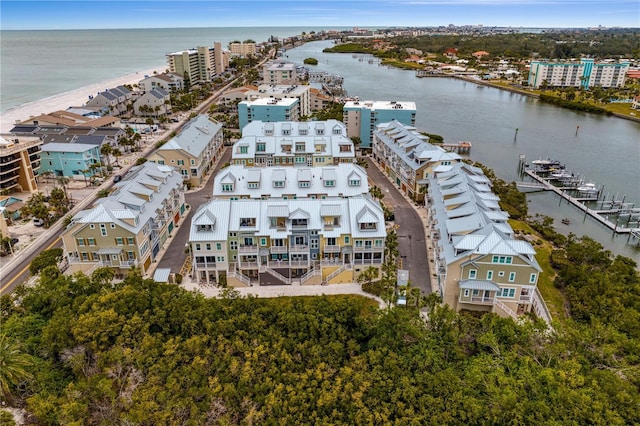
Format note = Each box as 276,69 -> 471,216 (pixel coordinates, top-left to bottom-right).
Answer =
381,59 -> 424,70
510,219 -> 567,321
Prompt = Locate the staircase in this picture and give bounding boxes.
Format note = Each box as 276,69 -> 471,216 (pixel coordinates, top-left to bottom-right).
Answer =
228,269 -> 251,286
299,267 -> 322,285
325,264 -> 352,283
494,299 -> 518,320
260,267 -> 291,285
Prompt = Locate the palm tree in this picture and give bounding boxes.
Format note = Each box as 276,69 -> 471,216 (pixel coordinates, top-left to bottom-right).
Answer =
0,333 -> 32,403
100,144 -> 113,168
80,169 -> 90,187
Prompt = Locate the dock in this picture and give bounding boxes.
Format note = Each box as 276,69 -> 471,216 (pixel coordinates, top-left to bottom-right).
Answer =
442,141 -> 472,154
518,161 -> 638,235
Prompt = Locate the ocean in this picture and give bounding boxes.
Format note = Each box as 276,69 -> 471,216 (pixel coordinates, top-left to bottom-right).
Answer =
0,26 -> 348,112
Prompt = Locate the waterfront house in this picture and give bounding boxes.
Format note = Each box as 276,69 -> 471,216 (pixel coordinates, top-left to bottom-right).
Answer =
62,162 -> 186,276
85,85 -> 134,116
39,142 -> 101,179
133,88 -> 171,118
427,162 -> 542,318
373,120 -> 461,202
138,72 -> 185,93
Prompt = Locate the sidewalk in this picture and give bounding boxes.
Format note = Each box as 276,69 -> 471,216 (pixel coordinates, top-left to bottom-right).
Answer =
181,277 -> 387,309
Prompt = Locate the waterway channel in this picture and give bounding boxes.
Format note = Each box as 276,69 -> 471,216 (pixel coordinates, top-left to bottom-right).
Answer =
285,40 -> 640,260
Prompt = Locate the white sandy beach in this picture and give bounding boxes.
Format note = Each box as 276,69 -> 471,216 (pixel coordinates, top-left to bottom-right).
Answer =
0,66 -> 164,134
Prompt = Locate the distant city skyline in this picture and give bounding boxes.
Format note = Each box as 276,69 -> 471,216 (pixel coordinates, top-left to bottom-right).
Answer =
1,0 -> 638,30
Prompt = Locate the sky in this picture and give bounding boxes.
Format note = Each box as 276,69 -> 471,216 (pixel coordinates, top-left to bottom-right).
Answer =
1,0 -> 638,30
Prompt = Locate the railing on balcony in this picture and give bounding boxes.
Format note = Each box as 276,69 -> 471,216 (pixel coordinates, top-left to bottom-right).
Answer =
323,244 -> 340,253
238,261 -> 259,269
519,294 -> 532,302
470,296 -> 495,305
120,259 -> 138,268
195,262 -> 216,269
270,245 -> 288,254
289,260 -> 310,268
238,245 -> 259,254
320,258 -> 343,266
289,244 -> 308,253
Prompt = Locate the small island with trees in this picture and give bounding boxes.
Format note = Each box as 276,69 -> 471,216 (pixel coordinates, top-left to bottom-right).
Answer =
303,57 -> 319,65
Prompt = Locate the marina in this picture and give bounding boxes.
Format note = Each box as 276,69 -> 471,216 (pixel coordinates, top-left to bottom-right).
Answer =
517,155 -> 640,241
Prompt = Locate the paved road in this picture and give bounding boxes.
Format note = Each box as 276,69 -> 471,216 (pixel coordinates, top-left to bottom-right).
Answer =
365,157 -> 432,295
154,148 -> 232,275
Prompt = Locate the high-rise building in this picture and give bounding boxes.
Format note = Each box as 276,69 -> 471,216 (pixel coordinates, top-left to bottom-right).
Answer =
0,135 -> 42,194
343,100 -> 416,148
528,59 -> 630,89
166,42 -> 228,83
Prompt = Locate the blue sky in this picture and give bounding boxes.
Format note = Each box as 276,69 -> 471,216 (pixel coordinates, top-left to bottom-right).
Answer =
1,0 -> 638,30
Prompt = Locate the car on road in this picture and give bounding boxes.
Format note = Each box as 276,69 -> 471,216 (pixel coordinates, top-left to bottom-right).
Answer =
113,175 -> 122,183
33,218 -> 44,226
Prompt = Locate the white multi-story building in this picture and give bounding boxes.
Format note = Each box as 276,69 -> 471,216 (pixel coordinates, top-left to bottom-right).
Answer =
212,164 -> 369,199
232,120 -> 355,167
189,195 -> 386,286
263,60 -> 297,84
246,84 -> 311,118
229,42 -> 257,57
528,58 -> 630,89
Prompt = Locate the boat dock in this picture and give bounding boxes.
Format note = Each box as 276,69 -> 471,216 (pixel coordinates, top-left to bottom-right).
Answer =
517,155 -> 639,236
442,141 -> 472,154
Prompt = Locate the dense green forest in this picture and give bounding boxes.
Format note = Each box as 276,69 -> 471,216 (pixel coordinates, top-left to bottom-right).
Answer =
326,29 -> 640,59
1,234 -> 639,424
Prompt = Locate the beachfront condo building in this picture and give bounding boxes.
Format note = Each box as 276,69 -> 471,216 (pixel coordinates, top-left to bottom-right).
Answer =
212,163 -> 369,200
148,115 -> 224,188
189,194 -> 386,286
238,97 -> 300,130
138,72 -> 185,93
62,162 -> 186,277
263,60 -> 298,85
245,84 -> 312,117
0,135 -> 42,194
343,100 -> 417,148
231,120 -> 355,167
528,59 -> 630,89
426,162 -> 542,319
133,88 -> 171,118
166,42 -> 228,83
229,42 -> 257,57
39,142 -> 101,180
372,120 -> 461,202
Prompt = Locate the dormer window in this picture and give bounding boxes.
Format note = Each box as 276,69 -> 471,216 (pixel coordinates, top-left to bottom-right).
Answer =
273,180 -> 285,188
291,218 -> 307,227
300,128 -> 307,135
316,129 -> 324,135
315,144 -> 326,153
222,183 -> 234,192
339,144 -> 352,152
197,224 -> 214,232
333,128 -> 341,135
239,218 -> 256,227
299,180 -> 310,188
239,145 -> 248,154
282,144 -> 291,153
324,180 -> 335,187
247,182 -> 259,189
256,143 -> 266,152
295,143 -> 305,152
360,222 -> 377,231
349,178 -> 360,186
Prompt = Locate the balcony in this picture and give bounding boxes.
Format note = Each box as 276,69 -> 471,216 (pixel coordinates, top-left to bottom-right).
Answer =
238,261 -> 259,269
353,245 -> 375,252
323,244 -> 340,253
289,259 -> 310,268
270,245 -> 288,254
353,258 -> 383,265
289,244 -> 309,253
470,296 -> 495,305
195,262 -> 216,269
238,245 -> 259,254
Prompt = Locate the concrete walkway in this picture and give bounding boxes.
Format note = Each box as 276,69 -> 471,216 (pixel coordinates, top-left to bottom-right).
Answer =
181,278 -> 388,309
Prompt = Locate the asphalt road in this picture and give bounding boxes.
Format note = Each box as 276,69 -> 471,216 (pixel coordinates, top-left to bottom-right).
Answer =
364,157 -> 432,295
155,148 -> 232,274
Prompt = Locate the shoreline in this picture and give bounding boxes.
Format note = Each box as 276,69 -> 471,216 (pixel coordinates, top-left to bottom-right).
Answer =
0,65 -> 165,133
452,74 -> 640,124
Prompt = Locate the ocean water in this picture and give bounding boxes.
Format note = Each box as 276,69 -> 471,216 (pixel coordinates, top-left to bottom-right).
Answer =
0,26 -> 348,112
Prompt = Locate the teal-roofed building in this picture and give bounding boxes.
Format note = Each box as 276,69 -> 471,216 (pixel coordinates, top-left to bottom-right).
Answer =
40,142 -> 101,179
238,97 -> 300,131
343,100 -> 416,148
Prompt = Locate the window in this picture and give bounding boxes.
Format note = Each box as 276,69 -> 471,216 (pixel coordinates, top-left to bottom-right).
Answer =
349,179 -> 360,186
295,143 -> 305,152
487,270 -> 493,280
327,237 -> 336,246
529,273 -> 537,284
127,237 -> 135,245
81,252 -> 88,261
355,240 -> 363,247
273,180 -> 284,188
127,251 -> 135,260
345,236 -> 351,244
206,243 -> 212,251
216,243 -> 222,250
256,143 -> 266,152
88,238 -> 96,246
100,224 -> 107,236
90,224 -> 95,229
260,238 -> 267,246
499,288 -> 516,298
239,218 -> 256,227
239,145 -> 248,154
324,180 -> 335,187
116,237 -> 124,246
299,181 -> 310,188
508,272 -> 516,282
195,244 -> 201,251
222,183 -> 233,192
365,241 -> 372,249
217,256 -> 225,262
295,156 -> 305,164
294,236 -> 306,245
374,239 -> 383,247
492,255 -> 513,264
177,159 -> 184,165
77,238 -> 85,247
247,182 -> 259,189
468,269 -> 477,279
230,241 -> 238,250
110,224 -> 116,229
498,271 -> 505,277
463,289 -> 470,297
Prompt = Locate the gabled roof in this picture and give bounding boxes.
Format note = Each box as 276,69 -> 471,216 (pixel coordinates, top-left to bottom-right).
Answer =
159,115 -> 222,158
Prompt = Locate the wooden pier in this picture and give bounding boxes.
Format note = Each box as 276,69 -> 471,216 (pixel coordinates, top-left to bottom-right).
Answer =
521,169 -> 635,234
442,141 -> 472,154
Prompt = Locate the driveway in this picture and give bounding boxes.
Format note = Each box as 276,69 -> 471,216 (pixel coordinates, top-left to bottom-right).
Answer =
365,157 -> 432,295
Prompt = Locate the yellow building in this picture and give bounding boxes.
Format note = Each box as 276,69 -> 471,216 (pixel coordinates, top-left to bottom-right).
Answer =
0,135 -> 42,194
62,162 -> 185,276
149,115 -> 224,188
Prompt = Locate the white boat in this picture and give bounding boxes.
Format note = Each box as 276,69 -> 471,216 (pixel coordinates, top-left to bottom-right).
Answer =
577,183 -> 598,194
550,170 -> 573,179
